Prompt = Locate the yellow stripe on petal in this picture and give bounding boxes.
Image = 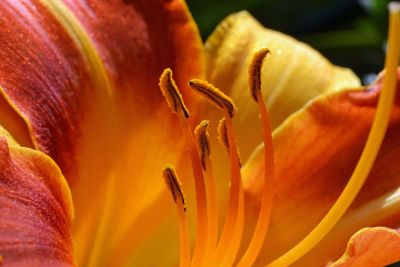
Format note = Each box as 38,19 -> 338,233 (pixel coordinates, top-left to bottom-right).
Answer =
41,0 -> 114,98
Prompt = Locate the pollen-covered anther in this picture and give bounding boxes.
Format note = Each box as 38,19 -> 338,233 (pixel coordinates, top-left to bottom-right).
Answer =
217,118 -> 229,152
188,79 -> 237,117
249,48 -> 271,102
218,118 -> 242,168
163,166 -> 186,211
159,68 -> 190,118
194,120 -> 211,170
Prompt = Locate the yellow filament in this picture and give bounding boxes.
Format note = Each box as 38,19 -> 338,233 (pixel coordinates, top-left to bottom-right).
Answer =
238,89 -> 275,267
267,5 -> 400,266
214,112 -> 244,266
163,166 -> 190,267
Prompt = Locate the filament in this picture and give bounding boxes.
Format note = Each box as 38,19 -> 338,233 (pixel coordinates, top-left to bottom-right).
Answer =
214,112 -> 244,267
180,117 -> 209,267
195,121 -> 219,263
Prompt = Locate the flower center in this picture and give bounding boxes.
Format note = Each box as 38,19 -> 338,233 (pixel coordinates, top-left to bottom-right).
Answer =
160,4 -> 399,266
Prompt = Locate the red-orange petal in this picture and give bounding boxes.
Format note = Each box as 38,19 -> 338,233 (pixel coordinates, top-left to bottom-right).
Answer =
0,127 -> 74,266
329,227 -> 400,267
0,1 -> 204,265
242,69 -> 400,265
0,0 -> 96,179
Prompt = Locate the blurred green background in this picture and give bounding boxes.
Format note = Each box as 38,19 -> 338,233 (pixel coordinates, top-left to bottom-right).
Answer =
186,0 -> 394,84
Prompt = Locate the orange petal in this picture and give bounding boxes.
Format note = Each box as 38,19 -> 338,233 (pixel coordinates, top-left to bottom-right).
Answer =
242,69 -> 400,265
0,0 -> 204,265
329,227 -> 400,267
0,127 -> 74,266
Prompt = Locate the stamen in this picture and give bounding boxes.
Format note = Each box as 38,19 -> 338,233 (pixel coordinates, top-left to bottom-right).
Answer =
159,68 -> 190,119
189,77 -> 244,265
194,120 -> 211,170
159,69 -> 208,266
267,5 -> 400,266
218,118 -> 242,167
215,114 -> 245,266
217,118 -> 229,152
194,121 -> 219,263
189,79 -> 237,118
163,166 -> 187,210
248,48 -> 271,102
163,166 -> 190,267
238,48 -> 274,267
189,77 -> 246,266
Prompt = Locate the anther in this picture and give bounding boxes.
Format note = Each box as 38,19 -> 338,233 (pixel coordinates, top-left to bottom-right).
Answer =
248,48 -> 271,102
217,118 -> 229,152
159,68 -> 190,118
194,120 -> 211,170
189,79 -> 237,117
163,166 -> 190,267
163,166 -> 186,211
218,118 -> 242,167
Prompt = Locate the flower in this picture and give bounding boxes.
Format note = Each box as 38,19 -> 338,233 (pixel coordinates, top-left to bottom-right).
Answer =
0,1 -> 399,267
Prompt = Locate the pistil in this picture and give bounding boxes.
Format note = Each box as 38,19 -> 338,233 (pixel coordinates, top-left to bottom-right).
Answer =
267,4 -> 400,266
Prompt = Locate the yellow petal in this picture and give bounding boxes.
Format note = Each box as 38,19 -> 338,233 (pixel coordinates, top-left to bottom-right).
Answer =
204,11 -> 360,159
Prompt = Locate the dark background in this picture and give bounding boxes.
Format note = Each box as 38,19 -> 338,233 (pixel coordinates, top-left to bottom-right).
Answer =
186,0 -> 393,84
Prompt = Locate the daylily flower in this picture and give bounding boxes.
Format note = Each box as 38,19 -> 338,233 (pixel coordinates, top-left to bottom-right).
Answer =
0,0 -> 399,266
